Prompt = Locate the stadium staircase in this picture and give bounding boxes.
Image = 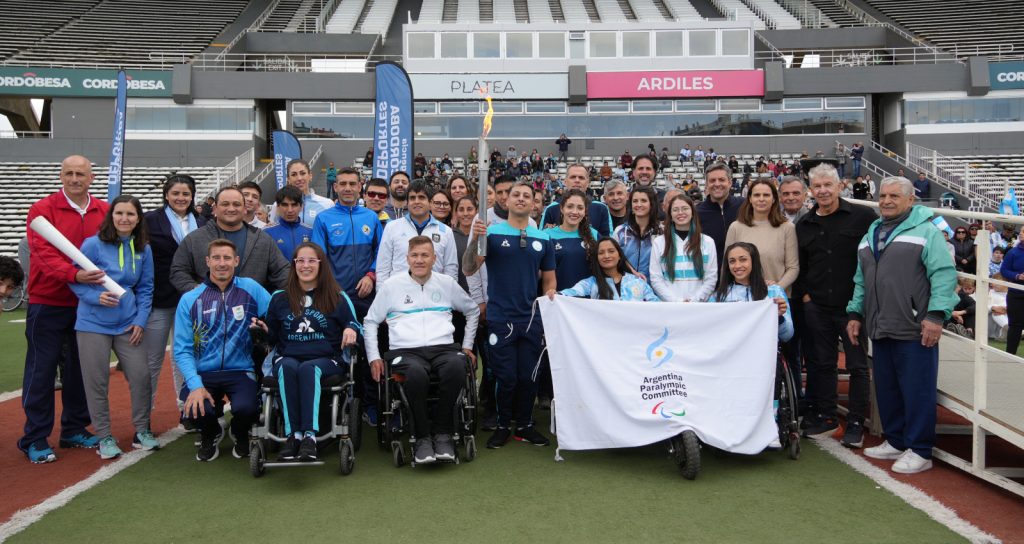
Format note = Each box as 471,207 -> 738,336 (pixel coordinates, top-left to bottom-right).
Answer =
546,0 -> 566,21
804,0 -> 859,26
863,0 -> 1024,58
327,0 -> 368,33
513,0 -> 531,22
261,0 -> 304,31
527,0 -> 556,22
0,0 -> 100,61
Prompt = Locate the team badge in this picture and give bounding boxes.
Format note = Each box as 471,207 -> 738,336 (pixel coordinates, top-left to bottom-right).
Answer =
404,295 -> 413,304
432,233 -> 441,242
532,241 -> 543,252
362,224 -> 371,235
554,242 -> 562,251
232,305 -> 245,321
431,291 -> 442,303
501,239 -> 510,248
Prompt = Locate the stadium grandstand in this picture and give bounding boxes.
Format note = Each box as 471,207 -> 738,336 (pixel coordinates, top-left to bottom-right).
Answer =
0,1 -> 1023,540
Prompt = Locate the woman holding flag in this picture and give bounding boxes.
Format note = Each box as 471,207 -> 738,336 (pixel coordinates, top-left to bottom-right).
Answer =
709,242 -> 793,342
546,237 -> 658,301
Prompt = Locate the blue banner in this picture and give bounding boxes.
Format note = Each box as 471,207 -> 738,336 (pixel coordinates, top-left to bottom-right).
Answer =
272,130 -> 302,190
373,62 -> 414,181
106,70 -> 127,202
990,61 -> 1024,91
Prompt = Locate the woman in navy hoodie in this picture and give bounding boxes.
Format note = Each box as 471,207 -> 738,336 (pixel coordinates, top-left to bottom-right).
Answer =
252,242 -> 360,462
70,195 -> 155,459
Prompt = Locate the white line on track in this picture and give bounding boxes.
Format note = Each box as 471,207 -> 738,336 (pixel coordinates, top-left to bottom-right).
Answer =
0,427 -> 186,542
812,437 -> 1001,544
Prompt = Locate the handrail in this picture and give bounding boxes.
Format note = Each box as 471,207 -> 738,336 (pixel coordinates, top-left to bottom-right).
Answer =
754,46 -> 961,66
0,131 -> 53,139
197,147 -> 255,198
905,142 -> 1013,213
316,0 -> 344,33
753,32 -> 785,62
215,0 -> 283,61
252,161 -> 275,187
776,0 -> 829,28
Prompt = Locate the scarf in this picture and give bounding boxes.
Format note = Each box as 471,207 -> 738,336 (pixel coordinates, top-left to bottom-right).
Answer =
165,206 -> 197,244
873,209 -> 911,258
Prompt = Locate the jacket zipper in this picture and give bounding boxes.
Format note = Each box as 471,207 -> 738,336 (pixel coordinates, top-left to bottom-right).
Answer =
220,287 -> 228,371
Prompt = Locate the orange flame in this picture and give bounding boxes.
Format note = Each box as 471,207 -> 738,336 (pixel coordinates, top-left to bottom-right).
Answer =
481,89 -> 494,139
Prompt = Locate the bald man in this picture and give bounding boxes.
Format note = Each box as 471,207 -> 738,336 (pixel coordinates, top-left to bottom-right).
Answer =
19,155 -> 109,463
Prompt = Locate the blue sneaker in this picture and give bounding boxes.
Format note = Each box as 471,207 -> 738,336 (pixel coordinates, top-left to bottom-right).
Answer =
26,441 -> 56,464
363,405 -> 378,428
132,430 -> 160,451
97,436 -> 122,460
59,431 -> 100,449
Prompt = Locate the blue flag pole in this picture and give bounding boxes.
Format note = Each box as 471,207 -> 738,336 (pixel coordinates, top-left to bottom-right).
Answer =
272,130 -> 303,190
107,70 -> 127,202
373,61 -> 414,182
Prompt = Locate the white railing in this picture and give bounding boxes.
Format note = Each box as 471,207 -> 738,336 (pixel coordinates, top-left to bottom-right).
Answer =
197,148 -> 255,198
0,131 -> 53,139
146,52 -> 402,72
251,161 -> 275,187
905,142 -> 1014,213
776,0 -> 829,28
754,46 -> 959,66
316,0 -> 344,32
215,0 -> 284,61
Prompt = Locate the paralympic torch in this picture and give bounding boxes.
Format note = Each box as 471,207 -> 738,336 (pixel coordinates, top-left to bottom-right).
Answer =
477,90 -> 494,255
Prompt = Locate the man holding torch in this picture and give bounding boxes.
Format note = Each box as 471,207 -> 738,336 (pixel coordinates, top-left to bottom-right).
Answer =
19,155 -> 109,463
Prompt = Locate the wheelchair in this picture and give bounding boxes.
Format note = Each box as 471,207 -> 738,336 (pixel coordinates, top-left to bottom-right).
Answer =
375,349 -> 478,467
668,347 -> 800,480
248,346 -> 362,477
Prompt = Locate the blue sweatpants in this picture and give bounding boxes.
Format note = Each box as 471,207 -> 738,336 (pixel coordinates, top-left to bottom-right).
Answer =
273,357 -> 343,435
872,338 -> 938,459
487,320 -> 544,429
19,304 -> 91,451
179,370 -> 259,443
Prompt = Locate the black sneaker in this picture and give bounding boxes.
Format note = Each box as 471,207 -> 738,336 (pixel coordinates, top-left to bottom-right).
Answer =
414,437 -> 436,464
232,439 -> 250,459
803,416 -> 839,438
297,435 -> 318,462
180,418 -> 198,433
196,435 -> 220,462
799,412 -> 821,431
481,412 -> 498,432
486,428 -> 512,449
432,434 -> 455,462
278,436 -> 300,461
841,422 -> 865,448
514,425 -> 551,446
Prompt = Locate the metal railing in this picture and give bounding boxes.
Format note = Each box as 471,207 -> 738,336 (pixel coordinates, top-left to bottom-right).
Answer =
144,52 -> 401,72
0,131 -> 53,139
754,46 -> 960,66
776,0 -> 830,28
905,142 -> 1014,213
197,147 -> 255,198
214,0 -> 284,61
316,0 -> 344,33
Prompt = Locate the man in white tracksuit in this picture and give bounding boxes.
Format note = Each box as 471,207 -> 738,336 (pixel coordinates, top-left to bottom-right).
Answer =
375,179 -> 458,284
364,236 -> 479,465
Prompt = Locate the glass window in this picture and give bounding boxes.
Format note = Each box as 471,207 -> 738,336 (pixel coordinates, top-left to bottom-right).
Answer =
293,102 -> 331,114
589,32 -> 616,58
632,100 -> 673,113
492,101 -> 523,113
675,99 -> 717,112
333,102 -> 372,114
441,33 -> 468,58
689,30 -> 716,56
539,33 -> 566,58
783,97 -> 823,110
762,101 -> 782,111
721,30 -> 749,56
655,31 -> 683,57
589,100 -> 629,113
622,32 -> 650,57
568,104 -> 587,114
719,99 -> 761,111
169,107 -> 188,130
414,102 -> 437,114
439,102 -> 480,114
825,96 -> 866,109
474,32 -> 500,58
506,33 -> 533,58
527,101 -> 567,113
407,33 -> 435,58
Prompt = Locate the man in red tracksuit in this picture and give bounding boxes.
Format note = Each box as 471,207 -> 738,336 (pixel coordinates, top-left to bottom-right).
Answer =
19,155 -> 109,463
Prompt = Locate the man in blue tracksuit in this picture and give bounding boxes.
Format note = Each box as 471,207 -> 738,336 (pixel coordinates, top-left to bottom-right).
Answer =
174,239 -> 271,462
265,186 -> 312,261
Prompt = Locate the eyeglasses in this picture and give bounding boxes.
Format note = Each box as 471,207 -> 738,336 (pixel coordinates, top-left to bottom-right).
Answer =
955,231 -> 966,234
294,258 -> 320,265
432,201 -> 451,208
365,192 -> 388,200
520,229 -> 527,249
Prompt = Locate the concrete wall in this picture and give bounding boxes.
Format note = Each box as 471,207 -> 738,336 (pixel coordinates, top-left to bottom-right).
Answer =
243,33 -> 377,54
760,27 -> 887,50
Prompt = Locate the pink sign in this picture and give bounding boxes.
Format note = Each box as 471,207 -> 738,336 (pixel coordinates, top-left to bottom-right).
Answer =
587,70 -> 764,99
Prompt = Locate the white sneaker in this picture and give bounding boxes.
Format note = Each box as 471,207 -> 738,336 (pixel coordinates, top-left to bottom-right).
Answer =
864,440 -> 904,460
892,451 -> 933,474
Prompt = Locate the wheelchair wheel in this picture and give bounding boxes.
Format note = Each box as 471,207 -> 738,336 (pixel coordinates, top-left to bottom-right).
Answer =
464,435 -> 477,463
250,439 -> 266,478
670,430 -> 701,480
466,376 -> 479,436
777,358 -> 801,461
348,397 -> 362,452
339,438 -> 355,475
788,437 -> 801,460
391,440 -> 406,468
376,382 -> 392,450
2,285 -> 24,312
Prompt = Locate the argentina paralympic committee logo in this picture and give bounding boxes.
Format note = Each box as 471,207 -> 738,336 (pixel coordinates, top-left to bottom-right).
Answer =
651,401 -> 686,419
641,327 -> 687,418
646,328 -> 674,368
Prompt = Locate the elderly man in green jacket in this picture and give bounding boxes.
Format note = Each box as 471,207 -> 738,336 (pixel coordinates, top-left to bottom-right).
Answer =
846,176 -> 958,474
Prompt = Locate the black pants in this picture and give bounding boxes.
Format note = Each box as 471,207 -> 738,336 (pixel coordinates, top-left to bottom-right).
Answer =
1004,290 -> 1024,354
802,301 -> 869,423
179,370 -> 259,442
387,344 -> 466,438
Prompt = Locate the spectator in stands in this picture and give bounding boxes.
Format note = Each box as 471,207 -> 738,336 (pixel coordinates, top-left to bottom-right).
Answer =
170,186 -> 290,294
850,142 -> 864,178
615,185 -> 661,282
174,239 -> 271,461
464,181 -> 555,448
238,181 -> 266,229
545,152 -> 558,172
968,223 -> 980,242
440,153 -> 454,172
325,162 -> 338,200
0,255 -> 24,301
952,227 -> 976,274
362,178 -> 392,227
725,179 -> 799,294
948,278 -> 976,337
468,145 -> 478,164
631,155 -> 665,205
647,143 -> 658,160
376,179 -> 458,286
265,186 -> 311,260
795,163 -> 875,447
650,193 -> 717,302
849,176 -> 957,473
200,196 -> 215,221
143,174 -> 206,426
679,144 -> 691,164
659,148 -> 672,170
447,175 -> 472,202
599,161 -> 613,182
363,148 -> 373,169
1002,229 -> 1024,354
384,171 -> 410,220
694,146 -> 706,164
603,179 -> 629,230
696,163 -> 743,268
272,159 -> 334,228
414,153 -> 427,178
779,176 -> 808,223
71,195 -> 155,459
727,155 -> 739,173
914,172 -> 932,201
547,237 -> 658,301
555,134 -> 571,162
984,221 -> 1008,251
834,142 -> 848,178
620,149 -> 633,169
991,246 -> 1006,278
431,189 -> 454,226
541,165 -> 614,236
852,176 -> 870,200
19,155 -> 109,464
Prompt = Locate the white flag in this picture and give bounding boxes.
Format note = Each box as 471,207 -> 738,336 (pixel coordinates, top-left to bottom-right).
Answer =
539,296 -> 778,455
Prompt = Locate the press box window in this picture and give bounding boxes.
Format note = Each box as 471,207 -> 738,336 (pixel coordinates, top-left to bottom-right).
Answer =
589,32 -> 616,58
506,33 -> 533,58
655,31 -> 683,57
441,33 -> 468,58
407,33 -> 435,58
622,32 -> 650,57
721,30 -> 749,56
539,33 -> 566,58
689,31 -> 716,56
474,33 -> 500,58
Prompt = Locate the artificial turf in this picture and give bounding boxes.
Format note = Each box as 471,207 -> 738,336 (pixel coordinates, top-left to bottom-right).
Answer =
9,424 -> 964,543
0,309 -> 26,393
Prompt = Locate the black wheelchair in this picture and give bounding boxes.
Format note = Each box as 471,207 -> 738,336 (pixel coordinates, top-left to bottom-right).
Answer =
248,346 -> 362,477
376,350 -> 478,467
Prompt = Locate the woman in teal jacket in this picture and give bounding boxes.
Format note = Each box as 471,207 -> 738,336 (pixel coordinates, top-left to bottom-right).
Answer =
70,195 -> 155,459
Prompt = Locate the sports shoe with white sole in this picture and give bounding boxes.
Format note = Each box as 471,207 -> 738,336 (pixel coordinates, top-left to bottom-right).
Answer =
892,450 -> 933,474
864,440 -> 904,460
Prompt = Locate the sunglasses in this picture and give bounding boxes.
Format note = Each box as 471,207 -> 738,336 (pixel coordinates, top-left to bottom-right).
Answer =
365,192 -> 388,200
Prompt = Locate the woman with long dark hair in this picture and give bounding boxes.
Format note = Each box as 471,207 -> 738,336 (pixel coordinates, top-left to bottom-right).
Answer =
143,174 -> 205,424
543,189 -> 599,292
252,242 -> 359,462
447,175 -> 474,202
614,184 -> 661,282
710,242 -> 793,341
649,193 -> 717,302
71,195 -> 155,459
430,189 -> 455,226
724,178 -> 799,293
546,237 -> 658,301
